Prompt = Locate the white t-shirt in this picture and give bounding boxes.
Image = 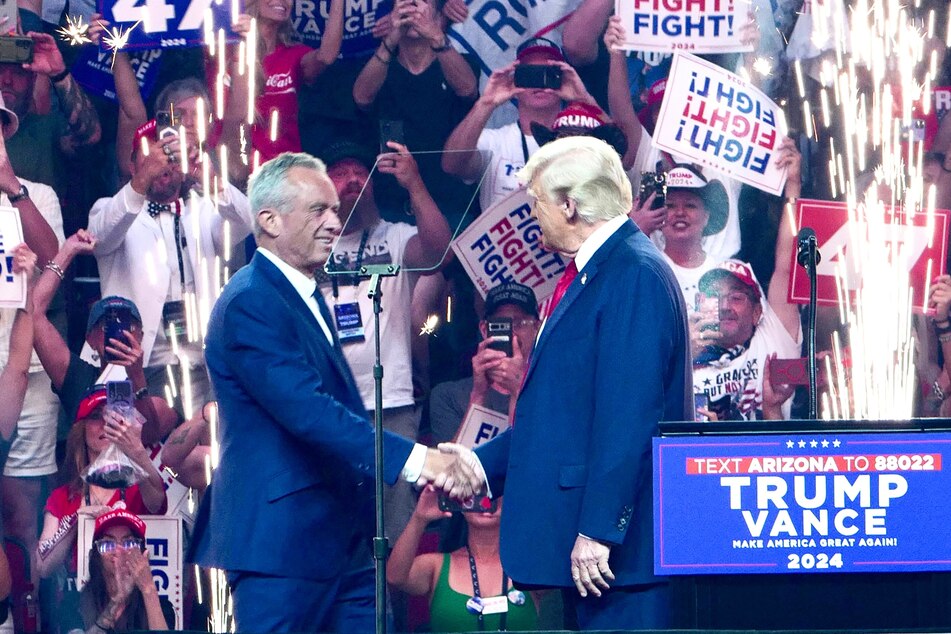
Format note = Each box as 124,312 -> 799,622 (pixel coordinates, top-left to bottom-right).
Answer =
319,221 -> 419,411
661,252 -> 718,312
473,123 -> 539,212
693,300 -> 802,421
629,128 -> 742,263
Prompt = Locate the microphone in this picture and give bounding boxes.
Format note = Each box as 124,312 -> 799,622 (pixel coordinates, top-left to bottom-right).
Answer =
796,227 -> 821,268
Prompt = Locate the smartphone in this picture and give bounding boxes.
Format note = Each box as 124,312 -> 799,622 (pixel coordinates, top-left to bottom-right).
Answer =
438,493 -> 498,514
485,317 -> 513,356
514,64 -> 562,90
103,311 -> 132,363
639,171 -> 666,210
769,357 -> 829,388
696,295 -> 720,332
106,380 -> 134,410
0,36 -> 33,64
694,393 -> 709,422
379,119 -> 405,153
155,109 -> 180,140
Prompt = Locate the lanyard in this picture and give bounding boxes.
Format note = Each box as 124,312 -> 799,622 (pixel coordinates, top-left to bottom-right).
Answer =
519,131 -> 530,164
331,228 -> 371,300
172,200 -> 186,295
466,545 -> 509,632
84,485 -> 124,506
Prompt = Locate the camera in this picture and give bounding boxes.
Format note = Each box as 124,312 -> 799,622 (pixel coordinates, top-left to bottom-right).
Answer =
514,64 -> 562,90
639,170 -> 666,210
0,36 -> 33,64
103,310 -> 134,363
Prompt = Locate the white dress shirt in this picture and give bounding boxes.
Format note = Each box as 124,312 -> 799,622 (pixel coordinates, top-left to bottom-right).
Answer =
258,248 -> 428,481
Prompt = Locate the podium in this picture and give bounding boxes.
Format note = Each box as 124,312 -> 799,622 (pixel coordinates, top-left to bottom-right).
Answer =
656,419 -> 951,630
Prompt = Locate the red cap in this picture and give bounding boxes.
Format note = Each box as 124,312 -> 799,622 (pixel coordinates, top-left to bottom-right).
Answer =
638,79 -> 667,127
551,102 -> 606,131
134,119 -> 157,147
699,259 -> 763,300
94,508 -> 147,541
515,37 -> 565,63
75,387 -> 107,422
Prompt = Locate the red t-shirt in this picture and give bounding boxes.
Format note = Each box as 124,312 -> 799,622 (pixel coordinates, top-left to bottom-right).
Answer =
252,43 -> 311,164
44,484 -> 164,574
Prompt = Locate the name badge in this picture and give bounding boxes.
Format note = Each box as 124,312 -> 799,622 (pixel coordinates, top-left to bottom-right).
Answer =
334,302 -> 365,343
481,595 -> 509,615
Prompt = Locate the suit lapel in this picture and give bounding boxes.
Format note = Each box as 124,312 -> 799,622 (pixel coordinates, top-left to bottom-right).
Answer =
253,253 -> 361,398
524,220 -> 638,386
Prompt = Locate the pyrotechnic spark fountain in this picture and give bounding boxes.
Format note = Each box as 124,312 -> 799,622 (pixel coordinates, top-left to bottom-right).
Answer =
56,15 -> 91,45
810,0 -> 935,419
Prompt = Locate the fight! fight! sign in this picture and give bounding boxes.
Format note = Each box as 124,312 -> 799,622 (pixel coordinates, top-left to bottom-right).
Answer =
653,53 -> 787,194
615,0 -> 752,53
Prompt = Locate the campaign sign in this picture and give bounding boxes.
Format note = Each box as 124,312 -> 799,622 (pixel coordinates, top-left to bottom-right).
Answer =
0,207 -> 26,309
935,86 -> 951,125
616,0 -> 751,54
451,188 -> 567,301
292,0 -> 391,57
71,47 -> 163,102
654,432 -> 951,575
653,53 -> 787,195
787,199 -> 949,313
78,515 -> 184,628
98,0 -> 236,49
457,404 -> 510,448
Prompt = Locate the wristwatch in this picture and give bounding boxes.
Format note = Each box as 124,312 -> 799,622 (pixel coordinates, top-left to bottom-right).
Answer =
134,386 -> 149,400
8,184 -> 29,204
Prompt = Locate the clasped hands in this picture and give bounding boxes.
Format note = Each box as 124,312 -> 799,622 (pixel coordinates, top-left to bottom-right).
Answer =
417,442 -> 487,501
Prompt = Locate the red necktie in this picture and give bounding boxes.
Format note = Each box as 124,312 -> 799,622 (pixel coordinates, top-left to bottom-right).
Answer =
543,260 -> 578,320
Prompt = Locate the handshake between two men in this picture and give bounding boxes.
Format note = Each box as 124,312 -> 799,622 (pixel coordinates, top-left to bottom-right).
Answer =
417,443 -> 488,500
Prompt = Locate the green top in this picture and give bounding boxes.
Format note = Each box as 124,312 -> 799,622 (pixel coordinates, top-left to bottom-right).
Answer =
428,553 -> 538,633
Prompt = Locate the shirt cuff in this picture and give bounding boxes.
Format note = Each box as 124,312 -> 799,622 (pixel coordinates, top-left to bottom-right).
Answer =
401,443 -> 429,482
122,182 -> 148,213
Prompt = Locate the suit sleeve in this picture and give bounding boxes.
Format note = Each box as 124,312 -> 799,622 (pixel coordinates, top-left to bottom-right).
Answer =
210,184 -> 255,255
577,263 -> 679,545
88,184 -> 145,256
219,289 -> 414,484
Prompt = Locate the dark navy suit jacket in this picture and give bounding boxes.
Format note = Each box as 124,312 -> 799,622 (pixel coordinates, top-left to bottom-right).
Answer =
190,252 -> 414,580
476,219 -> 692,588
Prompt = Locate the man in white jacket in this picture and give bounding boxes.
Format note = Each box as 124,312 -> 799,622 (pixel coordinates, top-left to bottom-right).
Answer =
88,119 -> 254,419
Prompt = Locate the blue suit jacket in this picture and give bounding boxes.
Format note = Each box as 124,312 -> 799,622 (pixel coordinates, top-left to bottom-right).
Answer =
476,220 -> 692,588
189,252 -> 414,580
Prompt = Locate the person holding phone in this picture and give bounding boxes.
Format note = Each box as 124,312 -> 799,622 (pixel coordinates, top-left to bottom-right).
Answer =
429,282 -> 540,443
387,485 -> 539,632
443,37 -> 599,212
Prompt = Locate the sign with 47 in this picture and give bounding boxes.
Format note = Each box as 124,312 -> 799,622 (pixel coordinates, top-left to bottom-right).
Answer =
98,0 -> 239,49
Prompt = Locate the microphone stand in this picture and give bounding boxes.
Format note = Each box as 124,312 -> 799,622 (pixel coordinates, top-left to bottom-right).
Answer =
797,233 -> 821,419
359,263 -> 399,634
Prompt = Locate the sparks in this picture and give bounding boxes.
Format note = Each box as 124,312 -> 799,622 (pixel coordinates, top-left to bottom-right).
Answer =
419,314 -> 439,336
102,21 -> 140,67
56,15 -> 91,46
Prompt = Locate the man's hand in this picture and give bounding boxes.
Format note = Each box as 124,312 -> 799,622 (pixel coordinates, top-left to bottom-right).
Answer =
688,310 -> 722,357
23,32 -> 67,77
486,334 -> 526,396
931,274 -> 951,322
628,192 -> 667,235
479,62 -> 521,107
776,137 -> 802,198
377,141 -> 425,192
570,534 -> 614,598
131,134 -> 181,196
550,61 -> 597,106
470,338 -> 507,401
418,443 -> 486,499
405,0 -> 444,47
105,330 -> 145,374
371,12 -> 394,40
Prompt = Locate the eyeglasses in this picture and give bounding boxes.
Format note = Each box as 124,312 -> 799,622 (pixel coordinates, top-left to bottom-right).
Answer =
94,537 -> 145,554
513,318 -> 539,330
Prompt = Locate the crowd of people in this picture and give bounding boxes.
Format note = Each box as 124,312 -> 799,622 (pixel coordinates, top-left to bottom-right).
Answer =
0,0 -> 948,630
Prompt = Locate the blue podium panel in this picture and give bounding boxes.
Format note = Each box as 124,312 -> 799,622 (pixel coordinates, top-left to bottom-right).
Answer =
653,431 -> 951,575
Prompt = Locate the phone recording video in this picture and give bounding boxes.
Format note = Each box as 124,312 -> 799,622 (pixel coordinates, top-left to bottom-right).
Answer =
438,493 -> 498,514
485,317 -> 513,357
514,64 -> 562,90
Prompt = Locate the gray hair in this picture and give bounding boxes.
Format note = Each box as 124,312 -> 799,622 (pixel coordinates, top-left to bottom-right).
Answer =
248,152 -> 327,237
153,77 -> 210,114
517,136 -> 632,223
